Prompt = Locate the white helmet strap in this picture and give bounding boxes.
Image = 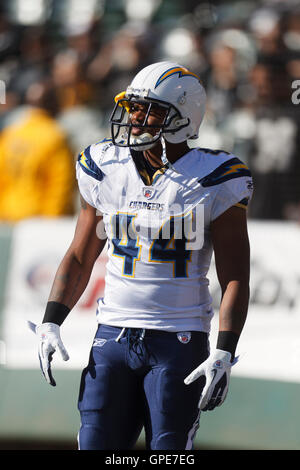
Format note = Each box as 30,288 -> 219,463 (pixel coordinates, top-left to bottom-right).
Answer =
160,136 -> 178,173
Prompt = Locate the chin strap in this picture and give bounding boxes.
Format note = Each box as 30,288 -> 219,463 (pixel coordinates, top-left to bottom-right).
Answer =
160,136 -> 178,173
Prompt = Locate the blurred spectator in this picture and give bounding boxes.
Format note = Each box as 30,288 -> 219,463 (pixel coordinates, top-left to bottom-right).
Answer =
283,11 -> 300,84
8,26 -> 53,102
0,78 -> 76,222
51,48 -> 106,152
238,56 -> 300,220
205,42 -> 239,125
203,27 -> 257,121
87,23 -> 155,114
0,0 -> 299,221
52,49 -> 94,111
282,9 -> 300,54
0,7 -> 20,61
65,19 -> 102,68
248,8 -> 285,56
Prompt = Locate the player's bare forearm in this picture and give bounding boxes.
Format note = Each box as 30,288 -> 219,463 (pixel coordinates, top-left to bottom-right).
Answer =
48,196 -> 107,310
211,205 -> 250,338
48,250 -> 95,309
218,280 -> 249,335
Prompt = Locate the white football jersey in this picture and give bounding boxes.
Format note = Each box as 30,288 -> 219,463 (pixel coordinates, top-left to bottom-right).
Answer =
76,139 -> 253,333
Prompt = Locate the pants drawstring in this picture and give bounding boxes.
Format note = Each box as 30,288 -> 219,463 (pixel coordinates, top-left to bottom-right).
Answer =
115,327 -> 126,342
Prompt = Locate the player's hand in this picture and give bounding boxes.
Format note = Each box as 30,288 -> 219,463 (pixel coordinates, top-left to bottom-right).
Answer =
28,321 -> 69,386
184,349 -> 237,411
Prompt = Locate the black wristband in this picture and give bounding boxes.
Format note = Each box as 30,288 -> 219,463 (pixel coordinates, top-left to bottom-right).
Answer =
42,301 -> 70,326
216,331 -> 239,362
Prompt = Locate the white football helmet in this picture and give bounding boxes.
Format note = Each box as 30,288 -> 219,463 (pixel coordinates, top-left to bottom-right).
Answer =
110,61 -> 206,150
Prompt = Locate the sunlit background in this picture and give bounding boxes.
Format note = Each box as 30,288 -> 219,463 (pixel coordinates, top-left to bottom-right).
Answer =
0,0 -> 300,450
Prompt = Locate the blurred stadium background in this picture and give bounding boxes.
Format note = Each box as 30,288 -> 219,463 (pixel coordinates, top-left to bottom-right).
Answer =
0,0 -> 300,450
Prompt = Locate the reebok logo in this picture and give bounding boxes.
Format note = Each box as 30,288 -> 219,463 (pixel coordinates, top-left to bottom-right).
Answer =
93,338 -> 107,347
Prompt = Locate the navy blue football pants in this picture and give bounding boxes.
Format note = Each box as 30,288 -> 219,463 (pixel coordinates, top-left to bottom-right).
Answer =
77,324 -> 209,450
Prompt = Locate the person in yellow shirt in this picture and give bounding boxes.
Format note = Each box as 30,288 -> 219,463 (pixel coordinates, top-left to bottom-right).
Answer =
0,104 -> 76,222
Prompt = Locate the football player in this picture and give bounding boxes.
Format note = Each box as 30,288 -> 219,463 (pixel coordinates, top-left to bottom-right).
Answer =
30,61 -> 253,450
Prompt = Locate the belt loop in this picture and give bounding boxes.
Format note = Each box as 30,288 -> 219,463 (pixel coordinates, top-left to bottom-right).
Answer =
115,327 -> 126,342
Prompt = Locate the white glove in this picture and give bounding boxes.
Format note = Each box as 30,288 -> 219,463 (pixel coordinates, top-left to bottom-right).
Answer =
184,349 -> 237,411
28,321 -> 69,386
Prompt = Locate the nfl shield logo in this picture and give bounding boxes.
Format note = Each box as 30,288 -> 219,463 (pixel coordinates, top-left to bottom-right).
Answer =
143,187 -> 155,199
177,332 -> 191,344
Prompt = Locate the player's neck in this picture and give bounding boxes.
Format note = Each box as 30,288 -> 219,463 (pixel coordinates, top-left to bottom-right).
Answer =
143,141 -> 190,168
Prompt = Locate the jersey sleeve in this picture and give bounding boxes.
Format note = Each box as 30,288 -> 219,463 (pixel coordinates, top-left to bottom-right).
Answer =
201,156 -> 253,221
76,144 -> 104,209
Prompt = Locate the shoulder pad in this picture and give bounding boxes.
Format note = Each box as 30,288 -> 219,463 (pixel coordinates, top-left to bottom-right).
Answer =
77,145 -> 104,181
199,156 -> 251,187
94,137 -> 114,153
